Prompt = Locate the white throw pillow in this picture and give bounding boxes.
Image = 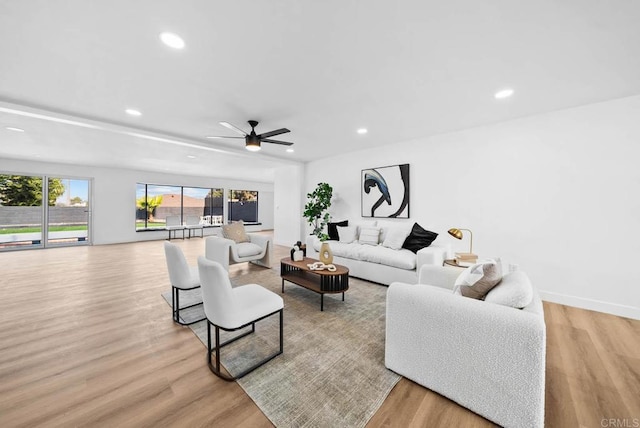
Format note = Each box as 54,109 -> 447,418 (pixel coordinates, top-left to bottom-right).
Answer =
377,221 -> 396,243
337,225 -> 358,243
381,227 -> 411,250
352,221 -> 377,237
358,226 -> 380,246
378,221 -> 411,243
453,259 -> 502,300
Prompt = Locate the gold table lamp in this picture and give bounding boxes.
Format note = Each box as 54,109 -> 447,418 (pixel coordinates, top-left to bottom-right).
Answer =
448,228 -> 477,263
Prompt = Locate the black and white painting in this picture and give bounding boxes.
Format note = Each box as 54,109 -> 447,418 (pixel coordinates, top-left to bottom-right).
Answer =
361,164 -> 410,218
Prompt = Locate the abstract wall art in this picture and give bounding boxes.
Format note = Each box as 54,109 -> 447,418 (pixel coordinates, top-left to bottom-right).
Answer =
361,163 -> 410,218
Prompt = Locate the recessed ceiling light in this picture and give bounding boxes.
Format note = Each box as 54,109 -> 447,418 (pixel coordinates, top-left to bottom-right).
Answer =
5,126 -> 25,132
494,88 -> 514,99
159,32 -> 185,49
125,108 -> 142,116
286,148 -> 294,153
357,128 -> 368,134
187,155 -> 196,159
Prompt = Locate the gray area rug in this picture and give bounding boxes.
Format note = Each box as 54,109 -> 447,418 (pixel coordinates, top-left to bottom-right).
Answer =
162,267 -> 400,428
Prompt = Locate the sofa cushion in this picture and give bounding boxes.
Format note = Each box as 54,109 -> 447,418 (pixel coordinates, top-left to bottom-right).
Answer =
236,242 -> 263,257
454,260 -> 502,299
337,226 -> 358,243
484,271 -> 533,308
358,226 -> 380,245
402,223 -> 438,253
222,220 -> 250,243
312,239 -> 416,270
382,227 -> 412,250
327,220 -> 348,241
358,244 -> 416,270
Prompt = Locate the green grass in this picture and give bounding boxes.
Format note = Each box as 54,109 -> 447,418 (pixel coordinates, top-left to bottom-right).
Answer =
135,221 -> 166,229
0,225 -> 88,234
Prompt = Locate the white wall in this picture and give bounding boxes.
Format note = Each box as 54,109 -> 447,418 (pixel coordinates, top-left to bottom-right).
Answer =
259,191 -> 274,229
305,95 -> 640,320
0,159 -> 274,245
273,165 -> 304,246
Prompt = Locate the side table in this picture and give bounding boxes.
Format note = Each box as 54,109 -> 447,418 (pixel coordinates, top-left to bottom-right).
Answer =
443,259 -> 469,268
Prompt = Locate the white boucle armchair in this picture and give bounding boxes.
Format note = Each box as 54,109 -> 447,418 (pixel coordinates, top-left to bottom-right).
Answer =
205,234 -> 271,271
385,265 -> 546,428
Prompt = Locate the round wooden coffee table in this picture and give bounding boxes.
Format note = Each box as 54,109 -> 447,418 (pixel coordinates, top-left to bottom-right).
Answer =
280,257 -> 349,311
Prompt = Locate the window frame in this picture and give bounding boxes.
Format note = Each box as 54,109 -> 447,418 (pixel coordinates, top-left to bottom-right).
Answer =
135,183 -> 224,231
227,189 -> 259,224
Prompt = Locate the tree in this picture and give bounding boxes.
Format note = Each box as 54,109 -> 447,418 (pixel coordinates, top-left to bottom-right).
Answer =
136,194 -> 163,221
70,196 -> 83,205
0,175 -> 65,206
207,189 -> 223,198
47,178 -> 65,206
231,190 -> 257,202
303,182 -> 333,240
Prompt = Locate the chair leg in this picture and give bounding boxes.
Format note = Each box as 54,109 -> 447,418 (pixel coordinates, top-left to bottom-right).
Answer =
172,286 -> 206,326
206,309 -> 283,381
279,309 -> 283,353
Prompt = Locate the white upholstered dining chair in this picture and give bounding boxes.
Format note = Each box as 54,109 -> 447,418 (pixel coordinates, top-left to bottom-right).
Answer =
185,215 -> 204,238
197,256 -> 284,381
163,241 -> 206,325
165,215 -> 185,240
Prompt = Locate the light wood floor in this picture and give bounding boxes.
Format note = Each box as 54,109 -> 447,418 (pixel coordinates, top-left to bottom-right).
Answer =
0,237 -> 638,427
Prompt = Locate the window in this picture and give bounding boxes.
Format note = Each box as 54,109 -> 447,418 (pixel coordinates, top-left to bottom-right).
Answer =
228,190 -> 258,223
1,174 -> 91,250
136,183 -> 223,230
183,187 -> 223,226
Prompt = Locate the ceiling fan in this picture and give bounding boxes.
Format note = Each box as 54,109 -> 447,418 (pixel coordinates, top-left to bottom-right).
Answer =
207,120 -> 293,152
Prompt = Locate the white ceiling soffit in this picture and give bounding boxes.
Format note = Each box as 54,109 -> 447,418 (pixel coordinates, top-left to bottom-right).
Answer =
0,101 -> 296,182
1,0 -> 640,172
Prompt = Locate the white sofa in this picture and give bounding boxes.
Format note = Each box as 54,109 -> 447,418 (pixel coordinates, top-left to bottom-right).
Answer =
305,234 -> 449,285
385,264 -> 546,428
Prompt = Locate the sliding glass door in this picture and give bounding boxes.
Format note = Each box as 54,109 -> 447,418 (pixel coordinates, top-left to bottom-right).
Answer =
47,178 -> 91,246
0,174 -> 91,250
0,174 -> 44,249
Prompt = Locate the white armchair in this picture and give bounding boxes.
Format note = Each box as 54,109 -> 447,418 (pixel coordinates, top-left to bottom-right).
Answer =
385,264 -> 546,428
205,234 -> 272,271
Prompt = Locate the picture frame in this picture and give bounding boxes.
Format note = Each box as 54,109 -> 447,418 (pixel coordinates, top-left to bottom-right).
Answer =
361,163 -> 410,218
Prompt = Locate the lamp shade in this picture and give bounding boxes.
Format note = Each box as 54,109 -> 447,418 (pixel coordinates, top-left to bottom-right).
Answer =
447,227 -> 474,255
245,135 -> 261,151
448,228 -> 463,240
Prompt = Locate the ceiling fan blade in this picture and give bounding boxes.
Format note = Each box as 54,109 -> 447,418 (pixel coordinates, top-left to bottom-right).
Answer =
262,138 -> 294,146
205,135 -> 245,139
258,128 -> 290,139
219,121 -> 247,136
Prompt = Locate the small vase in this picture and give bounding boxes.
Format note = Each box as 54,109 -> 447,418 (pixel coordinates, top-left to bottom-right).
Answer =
319,241 -> 333,264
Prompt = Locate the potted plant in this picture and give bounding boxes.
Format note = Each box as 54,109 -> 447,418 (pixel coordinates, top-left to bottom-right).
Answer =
303,182 -> 334,264
303,182 -> 333,240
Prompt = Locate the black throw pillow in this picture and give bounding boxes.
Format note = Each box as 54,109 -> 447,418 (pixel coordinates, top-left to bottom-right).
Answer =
327,220 -> 348,241
402,223 -> 438,253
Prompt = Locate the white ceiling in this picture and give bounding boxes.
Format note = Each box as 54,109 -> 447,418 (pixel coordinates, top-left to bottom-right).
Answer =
1,0 -> 640,181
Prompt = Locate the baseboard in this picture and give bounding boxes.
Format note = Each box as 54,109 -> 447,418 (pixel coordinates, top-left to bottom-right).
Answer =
539,290 -> 640,320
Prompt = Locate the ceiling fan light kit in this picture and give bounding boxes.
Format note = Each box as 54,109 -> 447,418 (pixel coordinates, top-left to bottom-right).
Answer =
245,136 -> 262,151
211,120 -> 294,152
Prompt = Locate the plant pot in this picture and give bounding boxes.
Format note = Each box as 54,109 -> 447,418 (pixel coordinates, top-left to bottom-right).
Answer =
319,241 -> 333,264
